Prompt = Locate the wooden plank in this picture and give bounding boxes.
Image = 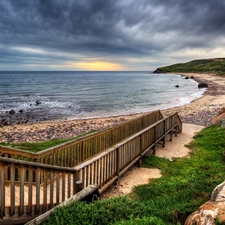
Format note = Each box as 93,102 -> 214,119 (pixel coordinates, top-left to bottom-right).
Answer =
35,167 -> 41,214
56,172 -> 60,204
86,165 -> 89,186
0,161 -> 5,219
43,169 -> 47,212
28,166 -> 33,215
10,164 -> 15,216
67,173 -> 71,199
50,170 -> 54,209
89,163 -> 93,185
0,157 -> 76,172
62,171 -> 65,202
19,165 -> 25,216
73,173 -> 76,195
94,161 -> 97,184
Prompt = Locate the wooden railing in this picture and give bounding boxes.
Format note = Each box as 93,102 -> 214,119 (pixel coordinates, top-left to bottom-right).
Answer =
74,112 -> 181,193
0,110 -> 163,167
0,111 -> 182,224
0,157 -> 79,223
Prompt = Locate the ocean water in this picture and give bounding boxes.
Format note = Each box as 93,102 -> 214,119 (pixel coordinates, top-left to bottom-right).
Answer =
0,71 -> 205,122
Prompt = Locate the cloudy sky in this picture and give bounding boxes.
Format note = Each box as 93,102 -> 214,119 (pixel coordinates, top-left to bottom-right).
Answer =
1,0 -> 225,71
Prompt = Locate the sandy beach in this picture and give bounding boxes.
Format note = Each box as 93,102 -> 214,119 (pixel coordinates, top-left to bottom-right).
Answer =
0,72 -> 224,143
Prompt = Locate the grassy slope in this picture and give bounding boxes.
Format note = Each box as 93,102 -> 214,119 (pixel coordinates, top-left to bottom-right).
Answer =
154,58 -> 225,74
43,125 -> 225,225
0,130 -> 97,152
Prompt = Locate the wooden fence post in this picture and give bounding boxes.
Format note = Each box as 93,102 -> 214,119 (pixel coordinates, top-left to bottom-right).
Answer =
0,161 -> 5,219
75,170 -> 83,193
138,135 -> 142,167
162,120 -> 166,148
116,148 -> 120,184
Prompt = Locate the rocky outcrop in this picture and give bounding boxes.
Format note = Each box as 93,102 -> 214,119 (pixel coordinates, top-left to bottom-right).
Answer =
153,68 -> 163,73
212,108 -> 225,127
185,181 -> 225,225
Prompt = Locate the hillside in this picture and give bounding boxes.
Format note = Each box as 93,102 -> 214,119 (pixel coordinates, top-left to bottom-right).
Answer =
153,58 -> 225,74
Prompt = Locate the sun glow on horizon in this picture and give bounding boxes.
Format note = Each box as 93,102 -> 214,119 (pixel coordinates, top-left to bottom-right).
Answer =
73,61 -> 125,71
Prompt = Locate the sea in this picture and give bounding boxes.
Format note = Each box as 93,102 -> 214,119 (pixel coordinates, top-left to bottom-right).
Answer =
0,71 -> 205,122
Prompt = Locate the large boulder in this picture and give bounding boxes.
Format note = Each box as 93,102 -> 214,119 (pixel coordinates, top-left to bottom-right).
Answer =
212,108 -> 225,126
185,181 -> 225,225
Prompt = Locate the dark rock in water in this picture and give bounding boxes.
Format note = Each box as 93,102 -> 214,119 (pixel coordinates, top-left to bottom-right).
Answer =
36,100 -> 41,105
175,85 -> 179,88
153,68 -> 163,73
190,76 -> 194,79
9,109 -> 15,114
198,83 -> 208,88
185,76 -> 189,79
19,109 -> 23,113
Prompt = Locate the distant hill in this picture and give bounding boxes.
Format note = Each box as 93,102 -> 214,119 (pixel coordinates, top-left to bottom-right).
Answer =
153,58 -> 225,75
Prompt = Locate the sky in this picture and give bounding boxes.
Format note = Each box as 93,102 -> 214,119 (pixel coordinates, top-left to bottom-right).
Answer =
1,0 -> 225,71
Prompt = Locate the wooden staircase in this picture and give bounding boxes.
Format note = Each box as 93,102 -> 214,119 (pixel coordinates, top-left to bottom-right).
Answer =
0,111 -> 182,224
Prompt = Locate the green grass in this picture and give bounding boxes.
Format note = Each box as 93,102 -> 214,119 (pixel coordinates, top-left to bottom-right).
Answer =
0,130 -> 97,152
42,125 -> 225,225
154,58 -> 225,75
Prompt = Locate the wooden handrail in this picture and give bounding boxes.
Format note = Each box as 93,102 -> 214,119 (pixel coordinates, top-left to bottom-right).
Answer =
0,111 -> 182,224
0,110 -> 164,167
0,145 -> 37,159
0,157 -> 80,223
74,113 -> 181,192
75,113 -> 178,170
0,157 -> 77,172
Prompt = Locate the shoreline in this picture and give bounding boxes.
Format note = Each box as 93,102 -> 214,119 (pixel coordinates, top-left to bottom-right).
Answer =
162,73 -> 225,125
1,72 -> 225,143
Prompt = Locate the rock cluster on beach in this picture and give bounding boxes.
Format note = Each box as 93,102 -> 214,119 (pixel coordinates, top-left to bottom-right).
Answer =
179,105 -> 222,126
0,117 -> 130,143
0,105 -> 221,143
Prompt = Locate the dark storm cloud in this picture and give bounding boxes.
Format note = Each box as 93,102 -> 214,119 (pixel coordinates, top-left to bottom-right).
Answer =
0,0 -> 225,70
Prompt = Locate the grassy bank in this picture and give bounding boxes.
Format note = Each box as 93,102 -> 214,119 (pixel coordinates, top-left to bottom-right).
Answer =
0,130 -> 97,152
154,58 -> 225,75
42,125 -> 225,225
